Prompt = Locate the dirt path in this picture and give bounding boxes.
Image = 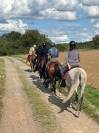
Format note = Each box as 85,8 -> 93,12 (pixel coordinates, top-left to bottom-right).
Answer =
11,57 -> 99,133
0,58 -> 41,133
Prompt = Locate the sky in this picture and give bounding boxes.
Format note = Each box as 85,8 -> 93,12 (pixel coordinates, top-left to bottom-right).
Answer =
0,0 -> 99,43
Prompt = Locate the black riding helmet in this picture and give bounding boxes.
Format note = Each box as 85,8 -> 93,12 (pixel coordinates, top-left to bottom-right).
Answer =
69,41 -> 76,50
42,43 -> 46,47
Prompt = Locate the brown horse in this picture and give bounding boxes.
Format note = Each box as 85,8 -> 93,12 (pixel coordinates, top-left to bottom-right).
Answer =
47,62 -> 62,93
38,56 -> 47,79
26,54 -> 35,71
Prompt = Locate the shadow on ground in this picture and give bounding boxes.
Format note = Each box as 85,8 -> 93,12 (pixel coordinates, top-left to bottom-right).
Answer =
25,69 -> 77,117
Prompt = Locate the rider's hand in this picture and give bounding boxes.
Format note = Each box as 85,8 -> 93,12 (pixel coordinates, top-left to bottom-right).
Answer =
67,63 -> 71,69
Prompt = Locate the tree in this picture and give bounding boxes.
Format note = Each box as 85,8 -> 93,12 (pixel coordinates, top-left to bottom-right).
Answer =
93,35 -> 99,48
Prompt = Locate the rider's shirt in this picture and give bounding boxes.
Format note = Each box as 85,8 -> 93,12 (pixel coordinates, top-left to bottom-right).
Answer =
35,45 -> 43,56
67,49 -> 80,66
48,47 -> 59,58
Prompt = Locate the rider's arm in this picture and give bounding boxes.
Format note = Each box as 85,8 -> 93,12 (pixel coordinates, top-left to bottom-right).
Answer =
66,51 -> 71,69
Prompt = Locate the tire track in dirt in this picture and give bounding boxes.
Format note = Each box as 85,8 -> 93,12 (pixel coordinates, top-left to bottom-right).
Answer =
11,57 -> 99,133
0,58 -> 41,133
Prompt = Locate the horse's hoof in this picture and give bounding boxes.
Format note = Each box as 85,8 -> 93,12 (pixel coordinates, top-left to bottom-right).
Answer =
75,111 -> 80,118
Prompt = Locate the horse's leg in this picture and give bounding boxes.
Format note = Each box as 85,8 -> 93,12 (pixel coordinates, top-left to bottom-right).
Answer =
51,79 -> 56,94
75,95 -> 84,117
30,60 -> 32,71
26,55 -> 29,64
75,84 -> 85,117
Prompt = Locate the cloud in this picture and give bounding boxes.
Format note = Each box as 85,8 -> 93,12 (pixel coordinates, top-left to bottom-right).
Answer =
0,19 -> 28,34
81,0 -> 99,6
49,34 -> 69,43
51,0 -> 79,11
0,0 -> 99,43
93,22 -> 99,28
0,0 -> 78,20
83,6 -> 99,17
90,18 -> 99,28
40,8 -> 77,20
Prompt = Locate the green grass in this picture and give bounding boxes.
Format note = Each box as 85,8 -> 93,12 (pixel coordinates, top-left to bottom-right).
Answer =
83,85 -> 99,124
0,59 -> 5,120
85,85 -> 99,109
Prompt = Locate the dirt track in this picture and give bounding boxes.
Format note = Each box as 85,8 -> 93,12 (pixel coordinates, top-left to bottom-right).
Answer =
0,57 -> 99,133
0,58 -> 41,133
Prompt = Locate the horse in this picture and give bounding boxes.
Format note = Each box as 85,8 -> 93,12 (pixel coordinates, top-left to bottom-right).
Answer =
26,54 -> 35,71
38,56 -> 48,79
47,63 -> 87,117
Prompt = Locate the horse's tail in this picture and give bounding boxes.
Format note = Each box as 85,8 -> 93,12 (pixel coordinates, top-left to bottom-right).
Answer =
79,68 -> 87,97
54,64 -> 62,81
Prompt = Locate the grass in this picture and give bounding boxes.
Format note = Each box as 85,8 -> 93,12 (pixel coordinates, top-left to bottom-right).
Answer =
0,59 -> 5,120
83,85 -> 99,124
85,85 -> 99,109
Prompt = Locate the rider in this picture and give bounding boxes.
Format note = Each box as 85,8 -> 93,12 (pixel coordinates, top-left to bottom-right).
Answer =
26,45 -> 36,63
35,43 -> 44,70
62,41 -> 80,76
60,41 -> 80,87
46,43 -> 59,69
42,43 -> 49,63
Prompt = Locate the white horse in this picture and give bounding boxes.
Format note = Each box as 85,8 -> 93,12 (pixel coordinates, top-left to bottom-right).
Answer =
64,67 -> 87,117
45,63 -> 87,117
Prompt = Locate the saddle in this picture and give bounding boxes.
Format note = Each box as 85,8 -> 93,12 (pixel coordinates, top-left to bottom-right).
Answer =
63,65 -> 80,80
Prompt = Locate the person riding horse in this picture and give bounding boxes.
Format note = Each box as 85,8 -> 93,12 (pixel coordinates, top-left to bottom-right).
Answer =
44,44 -> 61,90
46,44 -> 59,69
62,41 -> 80,79
34,43 -> 43,71
26,45 -> 36,70
34,43 -> 49,72
38,43 -> 49,78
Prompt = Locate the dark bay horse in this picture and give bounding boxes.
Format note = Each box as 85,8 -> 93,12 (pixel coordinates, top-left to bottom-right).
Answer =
36,56 -> 47,79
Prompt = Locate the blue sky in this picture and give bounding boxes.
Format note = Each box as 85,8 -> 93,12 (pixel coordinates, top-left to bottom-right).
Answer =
0,0 -> 99,43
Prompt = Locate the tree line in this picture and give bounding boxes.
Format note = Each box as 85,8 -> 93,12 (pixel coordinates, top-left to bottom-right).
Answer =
56,35 -> 99,51
0,30 -> 52,56
0,30 -> 99,55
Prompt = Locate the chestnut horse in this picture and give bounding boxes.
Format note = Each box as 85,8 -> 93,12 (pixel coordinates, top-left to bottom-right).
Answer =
26,54 -> 35,71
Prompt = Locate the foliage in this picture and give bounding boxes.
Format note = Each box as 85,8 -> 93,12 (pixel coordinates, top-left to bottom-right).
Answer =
0,30 -> 51,55
56,34 -> 99,51
0,30 -> 99,55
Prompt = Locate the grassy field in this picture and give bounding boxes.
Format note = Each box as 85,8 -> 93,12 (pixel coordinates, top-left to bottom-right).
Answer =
0,59 -> 5,120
